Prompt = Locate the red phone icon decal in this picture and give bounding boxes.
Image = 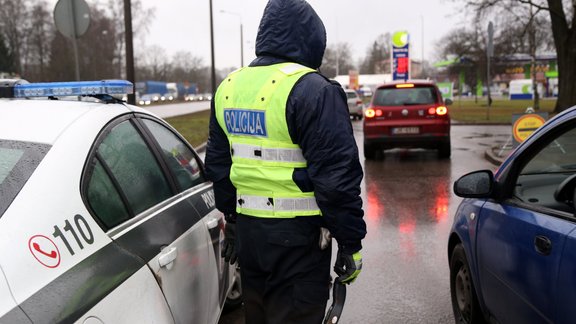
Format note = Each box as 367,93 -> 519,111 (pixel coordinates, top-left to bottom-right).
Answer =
29,235 -> 61,268
33,242 -> 57,259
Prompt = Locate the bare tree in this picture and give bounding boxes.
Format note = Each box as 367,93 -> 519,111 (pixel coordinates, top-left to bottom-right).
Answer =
138,45 -> 170,80
171,51 -> 205,82
24,2 -> 54,81
360,34 -> 391,74
438,13 -> 555,104
0,0 -> 32,75
321,42 -> 356,78
99,0 -> 155,78
48,5 -> 119,81
0,32 -> 15,74
459,0 -> 576,113
437,28 -> 483,98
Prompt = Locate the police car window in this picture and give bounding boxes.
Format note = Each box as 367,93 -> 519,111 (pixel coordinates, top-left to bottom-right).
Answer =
0,140 -> 50,218
86,159 -> 130,228
141,119 -> 205,190
96,121 -> 172,216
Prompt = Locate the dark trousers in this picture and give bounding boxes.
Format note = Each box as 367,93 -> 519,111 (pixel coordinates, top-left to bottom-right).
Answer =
236,214 -> 332,324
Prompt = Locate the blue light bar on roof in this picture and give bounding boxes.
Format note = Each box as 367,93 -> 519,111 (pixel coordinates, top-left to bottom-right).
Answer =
12,80 -> 134,98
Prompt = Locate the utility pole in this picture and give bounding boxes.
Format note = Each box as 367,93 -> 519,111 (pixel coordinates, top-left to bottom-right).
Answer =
529,4 -> 540,110
123,0 -> 135,105
486,21 -> 494,119
209,0 -> 216,94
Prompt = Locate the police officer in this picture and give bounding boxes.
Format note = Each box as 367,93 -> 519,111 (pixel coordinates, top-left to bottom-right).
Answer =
205,0 -> 366,323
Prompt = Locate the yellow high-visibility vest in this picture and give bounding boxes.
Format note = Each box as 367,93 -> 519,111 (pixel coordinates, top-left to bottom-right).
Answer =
214,62 -> 321,218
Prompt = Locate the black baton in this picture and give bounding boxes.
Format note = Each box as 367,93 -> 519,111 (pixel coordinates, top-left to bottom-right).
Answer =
323,280 -> 347,324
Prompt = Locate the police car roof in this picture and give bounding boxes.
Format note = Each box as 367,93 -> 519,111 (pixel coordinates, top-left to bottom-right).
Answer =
0,80 -> 154,144
0,99 -> 135,144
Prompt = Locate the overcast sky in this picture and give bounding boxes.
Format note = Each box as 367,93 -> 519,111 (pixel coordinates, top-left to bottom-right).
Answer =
49,0 -> 469,70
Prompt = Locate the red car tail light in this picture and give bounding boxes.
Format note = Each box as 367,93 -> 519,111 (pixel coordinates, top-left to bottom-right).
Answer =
365,108 -> 383,118
436,106 -> 448,115
396,83 -> 415,88
365,108 -> 376,118
427,106 -> 448,116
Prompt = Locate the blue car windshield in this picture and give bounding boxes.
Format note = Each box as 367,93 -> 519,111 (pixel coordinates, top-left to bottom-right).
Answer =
0,140 -> 51,218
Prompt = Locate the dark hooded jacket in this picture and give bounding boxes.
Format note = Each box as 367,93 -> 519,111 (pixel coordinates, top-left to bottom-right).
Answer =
205,0 -> 366,254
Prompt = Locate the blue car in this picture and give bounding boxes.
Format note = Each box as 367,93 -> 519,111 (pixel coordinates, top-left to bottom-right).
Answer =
448,105 -> 576,324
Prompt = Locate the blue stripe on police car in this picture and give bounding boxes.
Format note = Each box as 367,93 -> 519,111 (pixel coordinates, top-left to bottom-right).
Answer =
224,109 -> 267,137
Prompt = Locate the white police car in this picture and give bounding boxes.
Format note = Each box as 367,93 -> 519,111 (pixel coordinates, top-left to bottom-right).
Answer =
0,80 -> 240,323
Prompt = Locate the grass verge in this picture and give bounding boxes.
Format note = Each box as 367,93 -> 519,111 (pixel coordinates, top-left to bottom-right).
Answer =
163,98 -> 558,147
448,98 -> 556,124
165,110 -> 211,148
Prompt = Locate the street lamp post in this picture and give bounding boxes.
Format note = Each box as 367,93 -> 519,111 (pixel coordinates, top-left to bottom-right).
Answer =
209,0 -> 216,94
220,10 -> 244,67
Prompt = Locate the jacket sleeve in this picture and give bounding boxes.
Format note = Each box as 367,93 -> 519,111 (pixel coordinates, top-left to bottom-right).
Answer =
204,100 -> 237,215
288,74 -> 366,254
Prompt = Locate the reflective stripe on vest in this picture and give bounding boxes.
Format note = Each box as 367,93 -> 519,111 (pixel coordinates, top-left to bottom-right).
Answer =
231,142 -> 306,163
214,62 -> 321,218
237,195 -> 319,216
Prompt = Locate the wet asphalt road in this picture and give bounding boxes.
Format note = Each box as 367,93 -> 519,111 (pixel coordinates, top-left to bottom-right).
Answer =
218,121 -> 512,324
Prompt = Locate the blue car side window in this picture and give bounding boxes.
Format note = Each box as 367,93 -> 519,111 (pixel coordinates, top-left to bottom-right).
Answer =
516,127 -> 576,213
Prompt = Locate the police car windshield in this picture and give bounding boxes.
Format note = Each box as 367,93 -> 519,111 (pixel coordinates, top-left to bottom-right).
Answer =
0,140 -> 50,217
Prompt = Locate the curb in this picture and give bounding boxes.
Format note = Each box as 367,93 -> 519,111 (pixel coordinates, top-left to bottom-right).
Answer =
484,145 -> 512,167
196,142 -> 207,153
484,149 -> 503,166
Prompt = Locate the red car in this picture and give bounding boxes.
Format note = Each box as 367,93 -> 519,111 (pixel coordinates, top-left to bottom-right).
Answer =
363,80 -> 452,159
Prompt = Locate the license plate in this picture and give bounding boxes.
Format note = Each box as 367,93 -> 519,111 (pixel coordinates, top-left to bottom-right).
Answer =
392,127 -> 419,135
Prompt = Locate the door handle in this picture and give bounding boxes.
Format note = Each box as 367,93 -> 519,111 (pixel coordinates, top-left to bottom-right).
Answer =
158,247 -> 178,269
534,235 -> 552,256
206,217 -> 219,229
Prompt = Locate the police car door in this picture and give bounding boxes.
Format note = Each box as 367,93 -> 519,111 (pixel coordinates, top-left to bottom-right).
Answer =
137,117 -> 224,323
85,116 -> 219,324
0,265 -> 29,323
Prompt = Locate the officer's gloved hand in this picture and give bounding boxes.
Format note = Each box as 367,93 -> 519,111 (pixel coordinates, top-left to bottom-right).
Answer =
222,222 -> 237,264
334,249 -> 362,284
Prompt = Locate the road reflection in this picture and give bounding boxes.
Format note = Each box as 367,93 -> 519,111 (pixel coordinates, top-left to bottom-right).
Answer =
362,148 -> 452,228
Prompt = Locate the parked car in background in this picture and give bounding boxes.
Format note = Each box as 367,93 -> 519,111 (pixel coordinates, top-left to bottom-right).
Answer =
138,93 -> 154,106
345,88 -> 364,120
0,80 -> 240,324
363,80 -> 452,159
202,93 -> 213,101
359,86 -> 373,98
150,93 -> 162,102
448,105 -> 576,324
161,93 -> 175,101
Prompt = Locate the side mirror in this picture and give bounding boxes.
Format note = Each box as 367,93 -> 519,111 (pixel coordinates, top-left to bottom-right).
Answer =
444,98 -> 453,106
453,170 -> 494,198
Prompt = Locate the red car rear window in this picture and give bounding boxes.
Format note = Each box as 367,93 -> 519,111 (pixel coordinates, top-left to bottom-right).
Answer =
373,86 -> 438,106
